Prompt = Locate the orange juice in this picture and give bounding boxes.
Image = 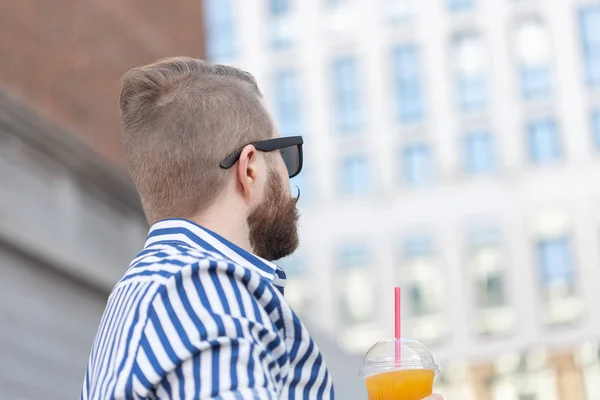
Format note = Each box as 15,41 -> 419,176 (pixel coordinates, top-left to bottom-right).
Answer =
365,369 -> 435,400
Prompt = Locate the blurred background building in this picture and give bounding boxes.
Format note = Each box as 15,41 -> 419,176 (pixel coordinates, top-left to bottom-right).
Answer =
202,0 -> 600,399
2,0 -> 600,399
0,1 -> 204,398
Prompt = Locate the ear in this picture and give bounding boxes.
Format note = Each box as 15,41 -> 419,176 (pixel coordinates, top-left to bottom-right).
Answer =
236,144 -> 258,201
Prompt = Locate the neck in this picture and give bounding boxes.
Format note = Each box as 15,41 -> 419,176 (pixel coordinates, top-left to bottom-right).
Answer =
188,206 -> 252,253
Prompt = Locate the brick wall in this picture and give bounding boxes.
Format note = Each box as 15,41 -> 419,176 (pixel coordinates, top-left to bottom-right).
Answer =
0,0 -> 205,164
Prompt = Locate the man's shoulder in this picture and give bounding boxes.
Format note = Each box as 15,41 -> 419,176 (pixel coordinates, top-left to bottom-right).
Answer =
116,242 -> 277,330
124,244 -> 281,347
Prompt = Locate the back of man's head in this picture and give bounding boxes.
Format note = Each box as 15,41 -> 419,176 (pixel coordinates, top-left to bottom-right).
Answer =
119,57 -> 273,223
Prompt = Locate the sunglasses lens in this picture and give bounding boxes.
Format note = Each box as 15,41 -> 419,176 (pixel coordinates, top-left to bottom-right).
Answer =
281,145 -> 301,177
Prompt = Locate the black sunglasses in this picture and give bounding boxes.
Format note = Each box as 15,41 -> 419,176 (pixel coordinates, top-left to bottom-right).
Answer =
219,136 -> 304,178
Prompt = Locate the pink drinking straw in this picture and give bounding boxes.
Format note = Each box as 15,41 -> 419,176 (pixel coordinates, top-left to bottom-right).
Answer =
394,287 -> 401,366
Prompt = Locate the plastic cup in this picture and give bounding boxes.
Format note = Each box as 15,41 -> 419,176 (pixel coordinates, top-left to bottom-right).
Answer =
359,338 -> 439,400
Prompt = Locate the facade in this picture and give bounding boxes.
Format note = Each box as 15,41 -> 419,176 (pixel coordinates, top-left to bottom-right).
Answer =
203,0 -> 600,399
0,1 -> 205,398
0,92 -> 148,399
0,0 -> 205,164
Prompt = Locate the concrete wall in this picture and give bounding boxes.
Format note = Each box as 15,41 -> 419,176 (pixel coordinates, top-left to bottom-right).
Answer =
0,92 -> 148,398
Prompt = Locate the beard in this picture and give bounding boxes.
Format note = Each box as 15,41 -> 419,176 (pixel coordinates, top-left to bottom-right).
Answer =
247,169 -> 300,261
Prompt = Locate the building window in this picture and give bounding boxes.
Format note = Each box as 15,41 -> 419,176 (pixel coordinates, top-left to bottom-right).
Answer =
278,254 -> 311,315
401,235 -> 445,343
463,130 -> 495,174
392,45 -> 425,123
338,244 -> 375,327
387,0 -> 412,25
402,143 -> 433,186
273,70 -> 302,137
527,118 -> 561,164
448,0 -> 475,12
515,19 -> 553,100
579,5 -> 600,88
339,244 -> 369,269
468,226 -> 514,335
538,235 -> 581,322
532,210 -> 582,325
402,236 -> 439,318
593,110 -> 600,150
326,0 -> 346,7
269,0 -> 293,49
537,237 -> 576,298
453,33 -> 488,112
403,235 -> 433,259
204,0 -> 237,62
409,285 -> 427,316
408,273 -> 430,317
270,0 -> 289,14
332,56 -> 363,134
478,275 -> 505,309
279,255 -> 305,276
340,154 -> 370,196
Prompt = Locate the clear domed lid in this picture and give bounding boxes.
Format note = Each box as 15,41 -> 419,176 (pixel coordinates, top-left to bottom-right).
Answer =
359,338 -> 439,377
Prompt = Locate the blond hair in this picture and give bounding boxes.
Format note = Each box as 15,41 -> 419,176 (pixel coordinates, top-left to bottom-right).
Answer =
119,57 -> 273,223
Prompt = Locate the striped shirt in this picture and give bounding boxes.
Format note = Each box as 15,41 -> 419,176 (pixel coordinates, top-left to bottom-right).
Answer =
81,219 -> 334,399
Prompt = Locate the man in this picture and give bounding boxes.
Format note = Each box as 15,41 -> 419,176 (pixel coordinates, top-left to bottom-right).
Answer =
81,57 -> 443,399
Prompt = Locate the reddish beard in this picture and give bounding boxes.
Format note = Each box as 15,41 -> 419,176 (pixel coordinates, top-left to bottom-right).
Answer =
247,170 -> 300,261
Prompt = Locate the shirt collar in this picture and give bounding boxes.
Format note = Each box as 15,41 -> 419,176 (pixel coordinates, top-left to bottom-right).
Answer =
144,218 -> 279,282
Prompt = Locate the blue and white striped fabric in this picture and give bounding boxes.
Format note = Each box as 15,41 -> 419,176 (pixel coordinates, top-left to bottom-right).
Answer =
80,219 -> 334,399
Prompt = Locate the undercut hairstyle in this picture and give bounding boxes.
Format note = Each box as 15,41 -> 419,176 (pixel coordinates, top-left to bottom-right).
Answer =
119,57 -> 273,223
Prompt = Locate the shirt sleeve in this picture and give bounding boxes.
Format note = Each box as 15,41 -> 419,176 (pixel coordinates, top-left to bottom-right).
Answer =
132,260 -> 287,399
153,345 -> 279,399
